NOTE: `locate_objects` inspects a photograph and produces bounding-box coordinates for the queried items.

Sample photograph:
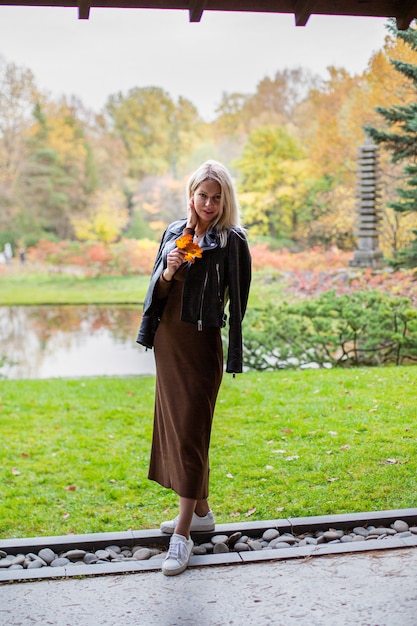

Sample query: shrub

[26,238,158,276]
[243,290,417,370]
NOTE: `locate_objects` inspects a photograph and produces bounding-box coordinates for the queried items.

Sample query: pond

[0,305,156,379]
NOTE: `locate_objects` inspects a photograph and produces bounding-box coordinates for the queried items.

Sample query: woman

[137,160,251,576]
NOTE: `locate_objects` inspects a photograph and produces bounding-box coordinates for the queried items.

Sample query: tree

[18,100,97,240]
[367,21,417,266]
[0,57,39,238]
[72,186,129,243]
[234,125,316,241]
[106,87,203,179]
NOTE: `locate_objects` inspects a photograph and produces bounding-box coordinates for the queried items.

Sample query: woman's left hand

[186,199,198,231]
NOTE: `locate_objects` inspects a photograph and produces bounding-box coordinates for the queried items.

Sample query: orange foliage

[175,234,203,263]
[27,238,158,277]
[250,243,352,272]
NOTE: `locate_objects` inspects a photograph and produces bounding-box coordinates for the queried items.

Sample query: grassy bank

[0,271,150,305]
[0,268,283,306]
[1,368,416,539]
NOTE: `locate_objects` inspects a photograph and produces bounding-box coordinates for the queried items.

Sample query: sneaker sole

[162,562,188,576]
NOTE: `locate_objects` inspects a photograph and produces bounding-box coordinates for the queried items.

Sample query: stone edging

[1,508,417,583]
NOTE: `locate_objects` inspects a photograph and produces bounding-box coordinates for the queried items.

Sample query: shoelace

[166,540,188,561]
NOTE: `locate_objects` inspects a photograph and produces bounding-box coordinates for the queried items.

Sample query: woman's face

[191,179,222,229]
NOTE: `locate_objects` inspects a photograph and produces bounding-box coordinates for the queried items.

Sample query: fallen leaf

[281,428,293,434]
[62,513,70,520]
[11,467,21,475]
[245,507,257,517]
[346,405,353,410]
[265,465,274,470]
[230,512,240,518]
[284,455,299,461]
[369,408,378,413]
[66,485,77,492]
[226,473,234,479]
[21,452,29,458]
[276,506,285,512]
[326,450,333,455]
[328,431,338,436]
[272,449,286,454]
[327,477,339,482]
[340,445,351,450]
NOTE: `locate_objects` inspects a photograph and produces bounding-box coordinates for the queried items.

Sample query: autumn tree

[16,100,97,240]
[106,87,203,180]
[234,125,316,241]
[367,21,417,266]
[0,57,39,245]
[72,186,129,242]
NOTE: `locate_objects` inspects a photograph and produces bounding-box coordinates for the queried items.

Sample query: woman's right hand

[164,247,186,281]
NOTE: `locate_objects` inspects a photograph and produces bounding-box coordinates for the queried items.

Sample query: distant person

[19,248,26,265]
[4,243,12,265]
[137,160,251,576]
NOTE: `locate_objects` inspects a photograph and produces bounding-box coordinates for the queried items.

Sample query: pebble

[227,532,242,548]
[0,518,415,574]
[133,548,151,561]
[38,548,56,564]
[211,535,229,545]
[248,540,263,551]
[233,542,250,552]
[213,542,229,554]
[262,529,279,541]
[51,557,70,567]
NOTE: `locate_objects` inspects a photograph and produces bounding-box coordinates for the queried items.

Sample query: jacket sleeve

[226,230,252,373]
[136,229,168,349]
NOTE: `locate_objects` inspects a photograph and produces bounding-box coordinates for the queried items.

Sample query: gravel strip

[1,519,416,573]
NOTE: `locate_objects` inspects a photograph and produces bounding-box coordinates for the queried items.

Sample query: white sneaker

[160,510,215,535]
[162,533,194,576]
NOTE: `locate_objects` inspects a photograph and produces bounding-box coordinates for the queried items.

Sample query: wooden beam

[78,0,90,19]
[396,0,417,30]
[294,0,313,26]
[189,0,207,22]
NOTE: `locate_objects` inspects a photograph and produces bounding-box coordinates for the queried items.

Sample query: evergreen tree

[367,20,417,267]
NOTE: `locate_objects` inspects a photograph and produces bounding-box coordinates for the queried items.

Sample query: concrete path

[1,547,416,626]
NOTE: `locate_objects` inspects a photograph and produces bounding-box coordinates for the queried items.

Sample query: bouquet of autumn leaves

[175,234,203,263]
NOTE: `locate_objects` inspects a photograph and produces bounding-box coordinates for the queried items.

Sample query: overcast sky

[0,7,389,120]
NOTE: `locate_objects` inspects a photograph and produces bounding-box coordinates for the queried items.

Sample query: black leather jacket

[136,219,251,373]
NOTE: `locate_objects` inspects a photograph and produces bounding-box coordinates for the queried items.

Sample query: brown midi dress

[148,268,223,500]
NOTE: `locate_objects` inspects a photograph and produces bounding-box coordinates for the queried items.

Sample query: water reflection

[0,305,155,379]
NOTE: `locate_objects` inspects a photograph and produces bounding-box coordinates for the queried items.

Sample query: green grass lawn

[0,268,284,306]
[0,270,150,305]
[1,367,416,540]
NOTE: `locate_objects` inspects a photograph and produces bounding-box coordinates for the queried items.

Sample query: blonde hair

[186,160,242,247]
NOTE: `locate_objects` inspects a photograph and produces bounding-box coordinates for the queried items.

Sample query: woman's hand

[163,247,186,281]
[186,198,198,231]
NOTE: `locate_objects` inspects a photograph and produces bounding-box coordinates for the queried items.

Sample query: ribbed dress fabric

[148,270,223,500]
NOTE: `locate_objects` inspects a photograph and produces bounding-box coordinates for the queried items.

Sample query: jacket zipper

[198,271,208,331]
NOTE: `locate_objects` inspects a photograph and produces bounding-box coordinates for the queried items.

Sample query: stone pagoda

[349,134,384,268]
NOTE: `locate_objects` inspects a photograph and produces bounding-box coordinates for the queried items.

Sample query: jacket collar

[167,219,219,251]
